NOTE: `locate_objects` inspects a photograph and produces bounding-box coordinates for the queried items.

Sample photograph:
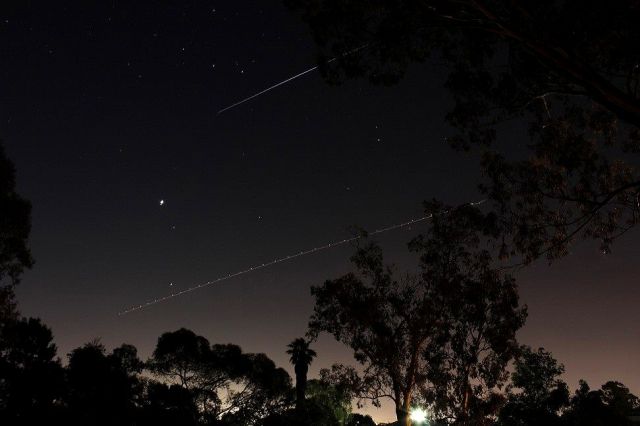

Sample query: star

[159,199,165,206]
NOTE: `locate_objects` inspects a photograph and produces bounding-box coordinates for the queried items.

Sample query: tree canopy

[497,346,569,426]
[286,0,640,262]
[148,328,292,424]
[309,204,527,425]
[0,142,33,327]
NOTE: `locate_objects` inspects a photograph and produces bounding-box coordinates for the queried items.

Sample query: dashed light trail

[118,200,485,316]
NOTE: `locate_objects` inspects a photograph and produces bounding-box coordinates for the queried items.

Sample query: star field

[1,1,639,422]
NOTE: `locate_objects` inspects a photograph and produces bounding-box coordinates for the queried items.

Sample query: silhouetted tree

[497,346,569,426]
[413,205,527,424]
[0,317,64,424]
[346,413,376,426]
[599,381,640,416]
[259,376,356,426]
[561,380,639,426]
[286,337,317,409]
[140,381,199,426]
[148,328,291,424]
[306,379,352,425]
[65,341,143,426]
[0,142,33,288]
[0,142,33,330]
[309,205,526,426]
[148,328,214,391]
[287,0,640,262]
[220,352,292,425]
[309,245,440,426]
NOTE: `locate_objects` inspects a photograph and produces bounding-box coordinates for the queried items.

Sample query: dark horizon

[2,1,639,423]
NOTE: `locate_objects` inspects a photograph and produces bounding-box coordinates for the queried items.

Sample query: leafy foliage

[148,328,291,424]
[497,346,569,426]
[65,341,143,426]
[562,380,640,426]
[287,0,640,261]
[0,142,33,331]
[0,142,33,288]
[0,317,64,424]
[309,204,526,424]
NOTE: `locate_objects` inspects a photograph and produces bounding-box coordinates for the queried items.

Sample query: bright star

[159,199,165,206]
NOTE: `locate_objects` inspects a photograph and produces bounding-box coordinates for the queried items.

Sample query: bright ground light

[410,407,428,423]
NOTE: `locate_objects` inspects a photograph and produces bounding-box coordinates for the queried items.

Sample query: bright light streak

[117,199,485,316]
[217,64,322,114]
[217,44,369,114]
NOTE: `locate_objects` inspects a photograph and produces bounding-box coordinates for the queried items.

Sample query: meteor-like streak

[217,62,328,114]
[117,199,485,315]
[217,44,368,114]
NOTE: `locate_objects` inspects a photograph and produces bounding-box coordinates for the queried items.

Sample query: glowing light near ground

[410,407,428,423]
[118,200,485,315]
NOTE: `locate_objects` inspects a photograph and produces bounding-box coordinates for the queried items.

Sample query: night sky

[2,1,638,422]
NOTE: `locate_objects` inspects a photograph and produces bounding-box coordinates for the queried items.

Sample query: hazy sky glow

[2,1,638,422]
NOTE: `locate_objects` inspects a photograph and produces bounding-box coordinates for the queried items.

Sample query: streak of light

[117,199,486,316]
[217,63,327,114]
[217,44,368,114]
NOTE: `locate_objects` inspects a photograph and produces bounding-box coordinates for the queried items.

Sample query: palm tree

[286,337,317,409]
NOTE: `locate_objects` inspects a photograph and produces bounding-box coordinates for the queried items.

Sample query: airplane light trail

[118,200,485,316]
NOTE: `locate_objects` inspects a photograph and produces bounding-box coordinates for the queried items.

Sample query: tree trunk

[294,365,308,410]
[395,393,412,426]
[395,405,409,426]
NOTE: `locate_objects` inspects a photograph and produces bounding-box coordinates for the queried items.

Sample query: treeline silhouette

[1,142,639,425]
[1,313,639,425]
[0,317,374,426]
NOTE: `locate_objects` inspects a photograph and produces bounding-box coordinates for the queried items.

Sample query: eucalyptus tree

[310,204,526,425]
[287,0,640,262]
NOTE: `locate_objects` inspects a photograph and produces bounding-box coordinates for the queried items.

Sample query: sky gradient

[1,1,638,422]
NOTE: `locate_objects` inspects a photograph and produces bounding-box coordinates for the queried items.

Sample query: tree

[220,352,292,425]
[0,141,33,328]
[412,204,527,425]
[148,328,292,424]
[0,317,64,424]
[600,381,640,416]
[65,341,144,426]
[308,243,441,426]
[497,346,569,426]
[286,337,317,409]
[346,413,376,426]
[148,328,216,391]
[309,204,526,426]
[306,379,352,425]
[286,0,640,262]
[140,382,199,426]
[562,380,639,426]
[0,142,33,287]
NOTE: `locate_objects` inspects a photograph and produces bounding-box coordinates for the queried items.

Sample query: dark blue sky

[1,1,638,422]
